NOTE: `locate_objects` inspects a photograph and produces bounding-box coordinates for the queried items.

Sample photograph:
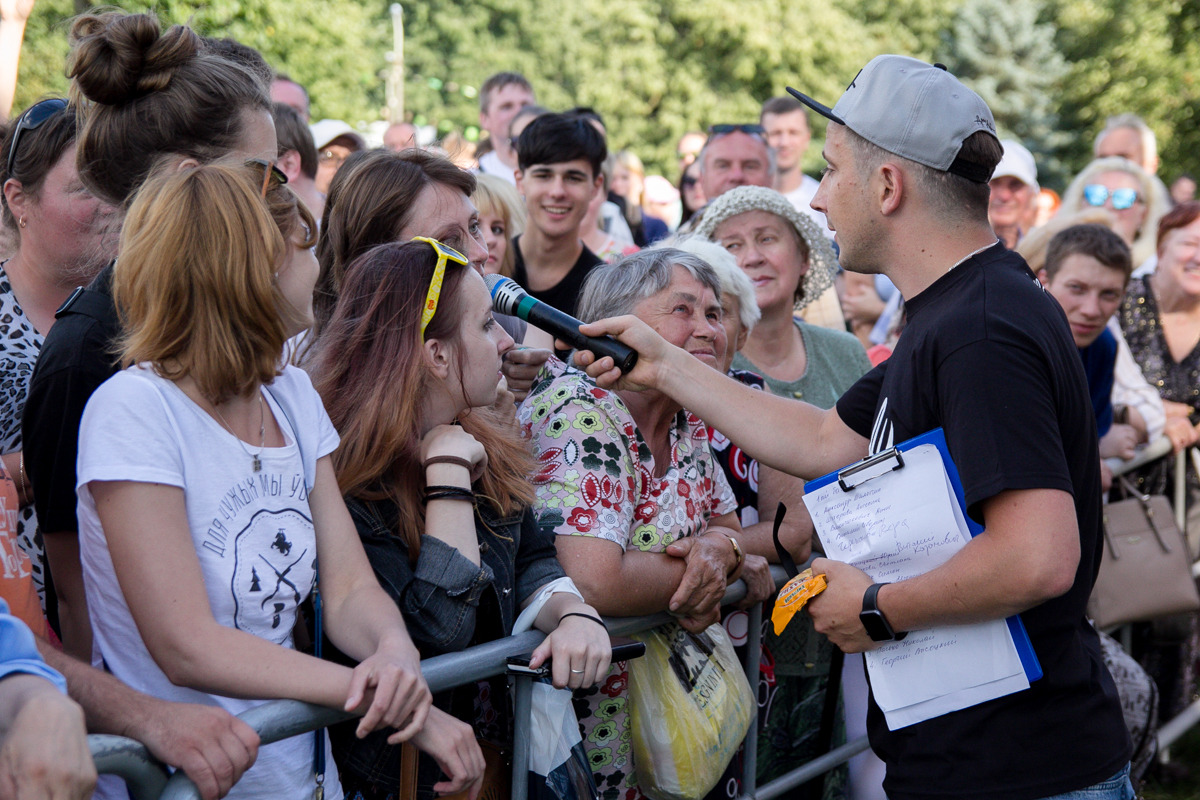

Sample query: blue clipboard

[805,428,1043,683]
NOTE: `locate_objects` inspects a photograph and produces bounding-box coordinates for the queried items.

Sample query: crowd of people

[2,7,1200,800]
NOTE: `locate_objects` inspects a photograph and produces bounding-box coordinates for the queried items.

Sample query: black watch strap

[860,582,907,642]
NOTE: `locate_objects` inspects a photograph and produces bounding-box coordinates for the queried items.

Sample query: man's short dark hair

[760,95,808,122]
[480,72,533,112]
[1044,224,1133,282]
[272,102,317,180]
[516,112,607,177]
[848,129,1001,220]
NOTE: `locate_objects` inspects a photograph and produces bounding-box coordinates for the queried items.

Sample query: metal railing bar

[88,734,170,800]
[745,736,871,800]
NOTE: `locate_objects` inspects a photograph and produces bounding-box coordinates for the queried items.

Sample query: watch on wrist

[860,583,907,642]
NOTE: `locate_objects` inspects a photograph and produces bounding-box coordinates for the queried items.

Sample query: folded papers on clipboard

[803,428,1041,730]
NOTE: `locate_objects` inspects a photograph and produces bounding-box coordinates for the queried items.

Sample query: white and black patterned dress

[0,260,47,608]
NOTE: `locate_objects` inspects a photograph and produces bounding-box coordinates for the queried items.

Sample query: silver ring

[570,668,585,673]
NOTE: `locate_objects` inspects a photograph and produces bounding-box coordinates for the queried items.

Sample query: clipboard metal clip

[838,447,905,492]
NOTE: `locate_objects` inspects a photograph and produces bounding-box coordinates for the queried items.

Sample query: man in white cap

[988,139,1039,248]
[575,55,1133,800]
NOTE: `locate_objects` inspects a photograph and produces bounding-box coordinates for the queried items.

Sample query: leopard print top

[0,260,47,607]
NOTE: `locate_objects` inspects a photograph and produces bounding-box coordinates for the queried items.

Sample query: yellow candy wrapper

[771,568,827,635]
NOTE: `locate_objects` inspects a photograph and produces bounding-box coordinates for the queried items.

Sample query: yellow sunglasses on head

[412,236,469,339]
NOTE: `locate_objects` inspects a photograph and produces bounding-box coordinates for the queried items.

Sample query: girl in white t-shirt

[76,161,466,800]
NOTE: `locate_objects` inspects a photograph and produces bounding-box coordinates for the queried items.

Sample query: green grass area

[1142,725,1200,800]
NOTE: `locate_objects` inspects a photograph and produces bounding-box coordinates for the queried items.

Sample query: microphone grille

[485,273,525,316]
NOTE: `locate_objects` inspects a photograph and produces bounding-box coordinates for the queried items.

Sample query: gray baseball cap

[788,55,998,183]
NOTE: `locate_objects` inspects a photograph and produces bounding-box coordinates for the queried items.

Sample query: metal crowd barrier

[88,567,871,800]
[89,437,1191,798]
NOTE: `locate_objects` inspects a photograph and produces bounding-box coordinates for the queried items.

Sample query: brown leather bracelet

[424,455,474,472]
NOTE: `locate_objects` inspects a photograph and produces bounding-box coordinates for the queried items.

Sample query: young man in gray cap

[576,55,1132,800]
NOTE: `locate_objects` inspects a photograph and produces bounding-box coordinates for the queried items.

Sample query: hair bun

[68,12,200,106]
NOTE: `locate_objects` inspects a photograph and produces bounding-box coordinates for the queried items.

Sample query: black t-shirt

[24,263,120,537]
[511,235,602,319]
[835,244,1130,800]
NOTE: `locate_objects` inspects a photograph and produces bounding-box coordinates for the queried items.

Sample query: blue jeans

[1037,764,1135,800]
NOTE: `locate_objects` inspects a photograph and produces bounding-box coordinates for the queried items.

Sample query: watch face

[860,609,893,642]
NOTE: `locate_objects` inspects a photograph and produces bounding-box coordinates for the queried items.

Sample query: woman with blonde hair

[611,150,669,246]
[1058,156,1168,268]
[76,162,445,800]
[471,173,525,277]
[308,240,610,800]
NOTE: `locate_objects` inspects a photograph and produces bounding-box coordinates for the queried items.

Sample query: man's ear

[424,336,453,380]
[1036,268,1050,288]
[735,324,750,353]
[276,150,302,183]
[877,162,904,217]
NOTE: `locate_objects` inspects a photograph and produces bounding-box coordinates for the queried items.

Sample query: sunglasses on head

[1083,184,1141,211]
[245,158,288,198]
[708,124,766,137]
[411,236,469,340]
[6,98,69,177]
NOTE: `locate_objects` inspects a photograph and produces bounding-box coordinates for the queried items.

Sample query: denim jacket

[330,495,565,791]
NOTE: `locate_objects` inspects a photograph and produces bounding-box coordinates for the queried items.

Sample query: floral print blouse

[517,362,737,799]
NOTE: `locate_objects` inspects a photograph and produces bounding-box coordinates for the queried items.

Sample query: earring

[18,218,26,228]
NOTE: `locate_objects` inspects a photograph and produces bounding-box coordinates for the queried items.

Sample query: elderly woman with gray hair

[518,247,772,799]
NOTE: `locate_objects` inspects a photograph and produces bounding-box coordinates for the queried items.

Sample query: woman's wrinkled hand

[501,348,551,403]
[664,534,736,632]
[735,555,776,610]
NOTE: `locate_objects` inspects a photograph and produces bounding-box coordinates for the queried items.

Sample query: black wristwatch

[860,583,907,642]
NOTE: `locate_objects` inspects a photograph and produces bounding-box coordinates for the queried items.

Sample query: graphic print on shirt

[869,396,895,455]
[200,472,316,646]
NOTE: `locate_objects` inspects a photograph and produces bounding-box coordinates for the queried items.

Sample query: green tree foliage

[12,0,387,123]
[1047,0,1200,187]
[10,0,1200,184]
[941,0,1070,186]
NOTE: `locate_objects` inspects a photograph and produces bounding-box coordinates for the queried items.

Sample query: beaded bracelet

[422,485,476,505]
[423,455,474,472]
[559,611,607,630]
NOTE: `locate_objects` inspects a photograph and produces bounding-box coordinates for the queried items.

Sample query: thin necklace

[947,239,999,273]
[211,392,266,472]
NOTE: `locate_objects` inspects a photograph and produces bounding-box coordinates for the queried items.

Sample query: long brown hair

[114,160,310,404]
[313,148,476,337]
[309,242,535,556]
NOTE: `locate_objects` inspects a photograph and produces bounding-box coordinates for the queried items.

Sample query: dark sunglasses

[6,98,69,177]
[681,175,698,188]
[1083,184,1141,211]
[246,158,288,198]
[707,123,766,137]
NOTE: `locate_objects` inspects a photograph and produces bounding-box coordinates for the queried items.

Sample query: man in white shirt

[761,95,831,237]
[476,72,536,184]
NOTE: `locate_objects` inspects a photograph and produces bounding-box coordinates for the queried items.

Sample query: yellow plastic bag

[628,621,754,800]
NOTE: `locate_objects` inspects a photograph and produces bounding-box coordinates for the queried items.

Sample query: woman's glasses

[412,236,468,340]
[1083,184,1141,211]
[707,124,766,136]
[6,98,69,176]
[246,158,288,198]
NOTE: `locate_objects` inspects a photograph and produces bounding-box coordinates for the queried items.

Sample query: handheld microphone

[485,274,638,374]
